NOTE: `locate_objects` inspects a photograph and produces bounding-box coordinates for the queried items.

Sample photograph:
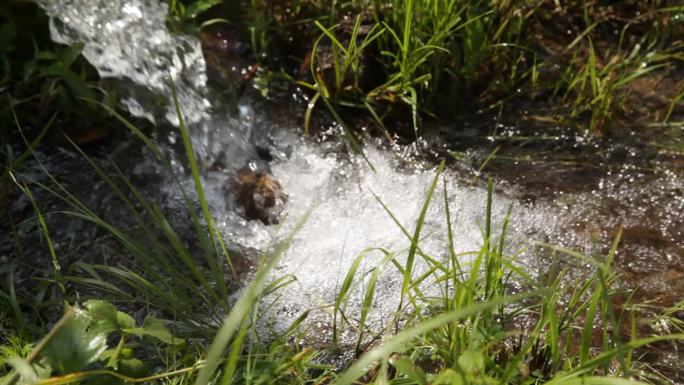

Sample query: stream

[17,0,684,375]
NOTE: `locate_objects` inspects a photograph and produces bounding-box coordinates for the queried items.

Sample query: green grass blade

[193,211,310,385]
[397,161,444,318]
[356,250,395,355]
[336,290,545,385]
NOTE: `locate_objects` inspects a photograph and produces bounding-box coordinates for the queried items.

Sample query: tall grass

[1,90,320,384]
[198,157,683,384]
[3,96,683,384]
[4,88,241,335]
[253,0,683,133]
[326,172,683,384]
[559,20,674,131]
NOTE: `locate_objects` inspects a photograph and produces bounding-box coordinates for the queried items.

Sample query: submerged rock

[233,169,287,225]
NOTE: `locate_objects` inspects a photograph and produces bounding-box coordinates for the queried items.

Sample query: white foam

[37,0,210,124]
[223,144,562,343]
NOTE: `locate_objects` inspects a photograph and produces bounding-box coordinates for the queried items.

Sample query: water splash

[33,0,566,342]
[33,0,684,370]
[37,0,210,125]
[217,142,566,344]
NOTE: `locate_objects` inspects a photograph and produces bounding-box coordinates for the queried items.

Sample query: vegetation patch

[0,0,683,384]
[194,0,684,136]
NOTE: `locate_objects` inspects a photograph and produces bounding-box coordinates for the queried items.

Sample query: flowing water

[29,0,684,374]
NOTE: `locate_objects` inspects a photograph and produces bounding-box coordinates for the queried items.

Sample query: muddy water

[23,0,684,377]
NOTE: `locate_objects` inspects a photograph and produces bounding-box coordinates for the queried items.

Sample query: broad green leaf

[35,50,57,60]
[101,347,134,361]
[185,0,220,19]
[125,316,184,346]
[41,307,109,373]
[60,69,97,103]
[116,311,135,329]
[120,348,133,358]
[117,357,146,377]
[41,63,67,77]
[84,299,119,333]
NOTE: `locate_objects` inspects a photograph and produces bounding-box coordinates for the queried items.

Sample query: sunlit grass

[247,0,683,134]
[2,96,683,384]
[1,1,683,383]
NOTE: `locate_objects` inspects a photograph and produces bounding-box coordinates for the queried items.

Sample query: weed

[2,100,683,383]
[1,2,683,380]
[232,0,684,134]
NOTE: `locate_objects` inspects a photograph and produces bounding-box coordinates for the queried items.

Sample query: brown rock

[234,169,287,225]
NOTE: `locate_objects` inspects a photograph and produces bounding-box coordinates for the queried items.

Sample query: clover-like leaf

[117,357,146,377]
